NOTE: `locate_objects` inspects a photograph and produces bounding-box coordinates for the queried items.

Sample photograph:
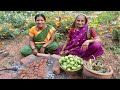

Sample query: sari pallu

[21,25,58,56]
[55,24,103,60]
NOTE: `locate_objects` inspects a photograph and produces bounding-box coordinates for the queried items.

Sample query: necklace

[36,24,47,31]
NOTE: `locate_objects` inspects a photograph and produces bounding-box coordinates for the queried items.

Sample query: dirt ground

[0,32,120,79]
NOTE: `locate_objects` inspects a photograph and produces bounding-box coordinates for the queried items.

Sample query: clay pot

[82,65,113,79]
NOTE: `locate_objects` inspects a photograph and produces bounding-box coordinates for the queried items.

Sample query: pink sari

[55,24,103,60]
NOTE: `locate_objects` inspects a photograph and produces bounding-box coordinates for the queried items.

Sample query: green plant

[107,43,120,55]
[112,26,120,42]
[26,21,35,29]
[11,15,26,28]
[0,18,3,24]
[0,23,20,39]
[46,17,56,27]
[54,31,67,43]
[0,12,27,28]
[92,11,119,25]
[59,18,73,34]
[20,29,29,36]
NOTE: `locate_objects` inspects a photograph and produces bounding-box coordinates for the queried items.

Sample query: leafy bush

[20,29,29,36]
[58,16,74,34]
[108,44,120,55]
[0,11,120,41]
[112,26,120,42]
[0,12,27,28]
[0,23,20,39]
[54,31,67,43]
[10,14,26,28]
[92,11,119,25]
[26,21,35,29]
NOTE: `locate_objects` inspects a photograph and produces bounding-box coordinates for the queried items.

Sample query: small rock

[20,54,37,66]
[0,52,9,57]
[52,61,61,75]
[0,49,6,54]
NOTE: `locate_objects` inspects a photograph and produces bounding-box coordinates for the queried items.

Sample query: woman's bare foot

[37,53,51,59]
[51,54,61,59]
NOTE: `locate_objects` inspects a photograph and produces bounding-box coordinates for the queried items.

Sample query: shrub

[0,23,20,39]
[112,26,120,42]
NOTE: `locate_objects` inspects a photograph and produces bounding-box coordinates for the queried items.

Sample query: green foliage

[107,44,120,55]
[9,14,26,28]
[54,31,67,43]
[59,17,73,34]
[92,11,119,25]
[20,29,29,36]
[26,21,35,29]
[0,23,20,39]
[0,11,120,42]
[112,26,120,42]
[46,17,56,27]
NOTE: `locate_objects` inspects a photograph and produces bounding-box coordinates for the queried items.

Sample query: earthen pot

[82,65,113,79]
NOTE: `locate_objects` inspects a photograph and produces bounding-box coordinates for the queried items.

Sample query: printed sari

[21,25,58,56]
[55,24,103,60]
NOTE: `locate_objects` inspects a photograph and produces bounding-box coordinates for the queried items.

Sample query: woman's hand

[81,40,90,51]
[40,47,45,53]
[60,51,65,56]
[33,49,38,56]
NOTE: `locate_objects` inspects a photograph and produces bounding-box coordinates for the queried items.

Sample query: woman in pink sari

[55,14,103,61]
[53,14,104,74]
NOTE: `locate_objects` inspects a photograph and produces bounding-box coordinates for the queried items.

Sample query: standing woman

[55,14,104,60]
[21,14,59,56]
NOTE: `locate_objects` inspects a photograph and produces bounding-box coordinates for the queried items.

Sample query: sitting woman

[55,14,104,60]
[21,14,59,56]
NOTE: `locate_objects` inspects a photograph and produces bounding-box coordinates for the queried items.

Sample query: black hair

[35,14,46,21]
[71,14,88,28]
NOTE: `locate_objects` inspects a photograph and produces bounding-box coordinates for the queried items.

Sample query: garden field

[0,11,120,79]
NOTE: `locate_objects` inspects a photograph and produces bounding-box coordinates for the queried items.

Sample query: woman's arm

[29,36,36,49]
[29,36,38,55]
[87,27,102,43]
[87,36,102,43]
[61,37,70,51]
[59,37,70,56]
[81,28,102,51]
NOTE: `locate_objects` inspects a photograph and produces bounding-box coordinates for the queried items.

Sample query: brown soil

[0,32,120,79]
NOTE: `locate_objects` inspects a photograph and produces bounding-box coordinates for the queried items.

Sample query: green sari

[21,25,59,56]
